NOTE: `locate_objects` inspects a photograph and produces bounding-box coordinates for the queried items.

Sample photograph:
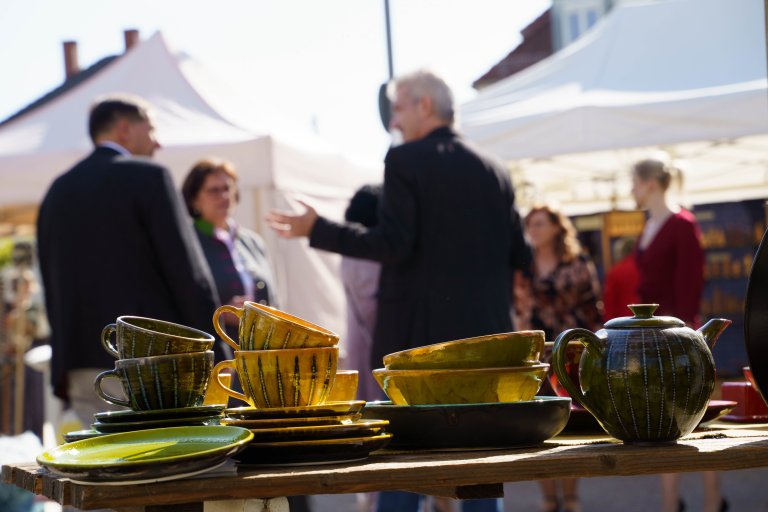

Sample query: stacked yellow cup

[210,302,340,408]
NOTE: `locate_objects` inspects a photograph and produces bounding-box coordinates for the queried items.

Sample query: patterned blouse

[514,253,603,341]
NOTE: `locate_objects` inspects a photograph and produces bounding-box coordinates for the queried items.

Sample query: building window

[586,9,599,29]
[569,12,581,42]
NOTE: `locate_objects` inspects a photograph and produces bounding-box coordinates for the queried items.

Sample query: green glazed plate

[94,405,225,423]
[63,429,104,443]
[248,419,389,442]
[92,415,221,433]
[224,401,365,420]
[38,426,253,482]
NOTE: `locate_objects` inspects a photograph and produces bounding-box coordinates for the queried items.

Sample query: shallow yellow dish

[372,364,549,405]
[382,331,544,370]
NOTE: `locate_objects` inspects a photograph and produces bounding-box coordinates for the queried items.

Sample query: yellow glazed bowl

[327,370,359,402]
[382,331,545,370]
[372,364,549,405]
[211,347,338,408]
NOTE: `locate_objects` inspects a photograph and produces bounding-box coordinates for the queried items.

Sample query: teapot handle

[552,328,601,413]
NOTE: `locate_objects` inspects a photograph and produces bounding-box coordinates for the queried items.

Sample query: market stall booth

[460,0,768,374]
[0,31,381,436]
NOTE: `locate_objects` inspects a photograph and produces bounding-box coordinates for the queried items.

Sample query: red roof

[473,8,553,90]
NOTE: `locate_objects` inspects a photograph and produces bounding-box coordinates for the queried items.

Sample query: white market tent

[461,0,768,214]
[0,31,382,341]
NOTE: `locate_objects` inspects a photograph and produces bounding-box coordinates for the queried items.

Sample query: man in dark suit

[268,69,529,369]
[37,96,220,426]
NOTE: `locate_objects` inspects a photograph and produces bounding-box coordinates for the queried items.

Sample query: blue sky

[0,0,549,163]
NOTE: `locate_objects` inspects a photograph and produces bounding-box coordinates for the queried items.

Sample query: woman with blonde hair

[631,158,724,512]
[514,204,602,512]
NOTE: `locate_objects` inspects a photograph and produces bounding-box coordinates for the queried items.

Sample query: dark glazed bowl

[360,396,570,449]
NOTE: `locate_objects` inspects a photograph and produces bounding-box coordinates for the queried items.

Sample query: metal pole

[384,0,394,79]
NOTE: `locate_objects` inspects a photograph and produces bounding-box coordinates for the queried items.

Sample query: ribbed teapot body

[580,327,715,443]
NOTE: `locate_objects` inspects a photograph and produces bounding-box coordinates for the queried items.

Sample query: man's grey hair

[387,70,455,125]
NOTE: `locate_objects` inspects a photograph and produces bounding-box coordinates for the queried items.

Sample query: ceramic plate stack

[367,331,571,449]
[207,302,393,465]
[39,426,253,484]
[221,400,392,466]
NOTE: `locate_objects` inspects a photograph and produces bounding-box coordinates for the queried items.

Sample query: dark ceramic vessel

[552,304,730,444]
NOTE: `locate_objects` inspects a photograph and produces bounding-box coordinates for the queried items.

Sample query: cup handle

[93,370,131,408]
[552,328,601,413]
[212,305,242,351]
[211,360,248,404]
[100,323,119,358]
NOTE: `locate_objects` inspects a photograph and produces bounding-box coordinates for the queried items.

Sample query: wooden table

[4,423,768,512]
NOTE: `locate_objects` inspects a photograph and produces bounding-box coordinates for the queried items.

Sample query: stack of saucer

[209,302,392,465]
[66,316,224,441]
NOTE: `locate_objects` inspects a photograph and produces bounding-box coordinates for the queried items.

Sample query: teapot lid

[604,304,685,329]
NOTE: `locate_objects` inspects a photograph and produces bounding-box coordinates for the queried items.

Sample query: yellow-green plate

[248,419,389,442]
[224,401,365,420]
[221,413,362,429]
[37,426,253,482]
[236,433,392,466]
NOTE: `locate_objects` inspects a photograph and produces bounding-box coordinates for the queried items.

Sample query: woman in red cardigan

[631,158,725,512]
[632,158,704,326]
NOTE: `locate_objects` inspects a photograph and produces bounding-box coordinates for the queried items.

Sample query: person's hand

[267,200,318,238]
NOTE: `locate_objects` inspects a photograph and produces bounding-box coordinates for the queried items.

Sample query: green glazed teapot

[552,304,731,443]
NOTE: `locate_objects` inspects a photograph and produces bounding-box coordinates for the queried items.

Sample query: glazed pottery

[212,301,338,351]
[94,351,214,410]
[372,364,548,405]
[327,370,359,402]
[224,400,365,420]
[552,304,730,443]
[235,433,392,466]
[743,366,757,388]
[544,341,586,406]
[38,426,252,483]
[383,331,544,370]
[360,397,571,449]
[101,316,214,359]
[211,347,338,408]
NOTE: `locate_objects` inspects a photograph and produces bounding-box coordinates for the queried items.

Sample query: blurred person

[340,183,383,403]
[37,96,221,429]
[601,237,640,321]
[181,158,278,347]
[340,183,382,512]
[514,204,603,512]
[182,159,310,512]
[630,158,722,512]
[268,69,529,512]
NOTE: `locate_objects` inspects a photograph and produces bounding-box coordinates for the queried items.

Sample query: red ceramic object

[721,381,768,422]
[545,341,585,408]
[744,366,757,388]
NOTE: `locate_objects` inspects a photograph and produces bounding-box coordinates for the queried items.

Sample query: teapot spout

[697,318,732,350]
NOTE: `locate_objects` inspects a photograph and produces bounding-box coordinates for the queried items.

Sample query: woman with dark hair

[181,158,278,347]
[514,204,602,512]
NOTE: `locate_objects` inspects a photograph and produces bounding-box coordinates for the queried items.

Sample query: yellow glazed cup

[327,370,359,402]
[203,372,232,406]
[212,301,339,351]
[211,347,338,408]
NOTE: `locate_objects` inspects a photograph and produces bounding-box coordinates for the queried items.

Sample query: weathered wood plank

[5,428,768,510]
